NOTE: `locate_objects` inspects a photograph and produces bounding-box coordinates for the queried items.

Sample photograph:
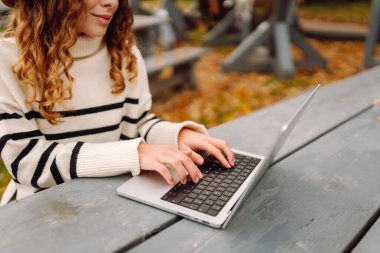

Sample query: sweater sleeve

[129,46,208,148]
[0,76,143,191]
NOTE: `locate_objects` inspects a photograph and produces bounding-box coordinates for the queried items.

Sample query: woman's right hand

[137,143,203,185]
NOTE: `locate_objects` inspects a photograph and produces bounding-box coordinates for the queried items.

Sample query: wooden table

[1,65,380,252]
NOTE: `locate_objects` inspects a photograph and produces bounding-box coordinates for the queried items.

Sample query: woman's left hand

[178,128,235,169]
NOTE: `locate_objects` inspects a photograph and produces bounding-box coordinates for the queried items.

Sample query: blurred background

[0,0,376,197]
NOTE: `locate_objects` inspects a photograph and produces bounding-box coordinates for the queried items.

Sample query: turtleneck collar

[69,35,105,59]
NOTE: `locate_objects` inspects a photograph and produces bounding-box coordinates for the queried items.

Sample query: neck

[69,35,105,59]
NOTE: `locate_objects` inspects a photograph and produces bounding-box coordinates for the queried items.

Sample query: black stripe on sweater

[144,120,166,141]
[122,110,148,124]
[45,124,120,140]
[41,110,150,140]
[70,142,84,179]
[0,113,23,121]
[139,115,157,126]
[31,142,59,188]
[0,130,43,154]
[50,158,64,185]
[10,139,39,181]
[22,97,140,120]
[120,134,139,140]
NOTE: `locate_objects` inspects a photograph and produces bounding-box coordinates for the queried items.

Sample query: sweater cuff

[76,138,144,178]
[147,121,208,148]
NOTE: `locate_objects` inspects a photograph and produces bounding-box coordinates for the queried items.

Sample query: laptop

[117,85,320,228]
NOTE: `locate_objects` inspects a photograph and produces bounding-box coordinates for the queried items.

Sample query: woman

[0,0,234,205]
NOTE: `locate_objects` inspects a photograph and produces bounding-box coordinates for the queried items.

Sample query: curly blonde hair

[3,0,137,124]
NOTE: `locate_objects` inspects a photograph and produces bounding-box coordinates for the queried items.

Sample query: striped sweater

[0,35,206,205]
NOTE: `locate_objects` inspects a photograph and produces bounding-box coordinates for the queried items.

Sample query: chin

[84,28,108,37]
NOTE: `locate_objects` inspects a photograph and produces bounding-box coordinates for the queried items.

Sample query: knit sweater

[0,35,207,205]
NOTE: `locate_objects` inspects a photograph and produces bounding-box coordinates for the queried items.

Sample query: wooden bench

[144,46,208,89]
[133,14,208,90]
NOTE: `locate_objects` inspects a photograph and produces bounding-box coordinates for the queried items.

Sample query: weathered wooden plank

[353,212,380,252]
[144,47,208,75]
[0,65,379,253]
[133,15,170,31]
[0,176,180,253]
[130,102,380,252]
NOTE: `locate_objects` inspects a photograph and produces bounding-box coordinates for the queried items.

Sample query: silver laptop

[117,85,320,228]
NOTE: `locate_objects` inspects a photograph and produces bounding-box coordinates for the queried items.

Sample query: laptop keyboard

[161,153,261,217]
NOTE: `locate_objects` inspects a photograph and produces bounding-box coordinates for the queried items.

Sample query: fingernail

[194,176,199,184]
[182,178,187,184]
[198,158,204,165]
[170,179,175,185]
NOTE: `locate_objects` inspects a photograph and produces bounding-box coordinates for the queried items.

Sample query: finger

[209,138,235,166]
[180,147,192,156]
[191,151,204,165]
[172,152,202,184]
[202,142,231,169]
[164,156,188,185]
[181,144,204,165]
[153,162,175,185]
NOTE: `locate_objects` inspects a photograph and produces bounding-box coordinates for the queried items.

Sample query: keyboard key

[207,209,219,216]
[220,183,229,188]
[213,191,222,196]
[206,186,216,192]
[180,202,200,210]
[231,183,240,188]
[208,174,217,178]
[219,195,229,202]
[193,199,203,205]
[196,185,206,190]
[204,199,215,206]
[223,179,233,184]
[200,181,209,187]
[237,176,245,181]
[183,197,193,204]
[216,186,226,192]
[204,177,213,182]
[227,187,237,193]
[188,193,198,199]
[202,190,212,196]
[216,200,226,206]
[198,204,211,213]
[193,189,202,195]
[170,193,186,204]
[214,178,223,184]
[223,191,233,197]
[211,205,222,211]
[208,195,218,201]
[241,172,249,177]
[210,182,219,188]
[198,194,207,200]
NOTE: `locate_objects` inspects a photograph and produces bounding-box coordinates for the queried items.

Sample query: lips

[92,14,113,25]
